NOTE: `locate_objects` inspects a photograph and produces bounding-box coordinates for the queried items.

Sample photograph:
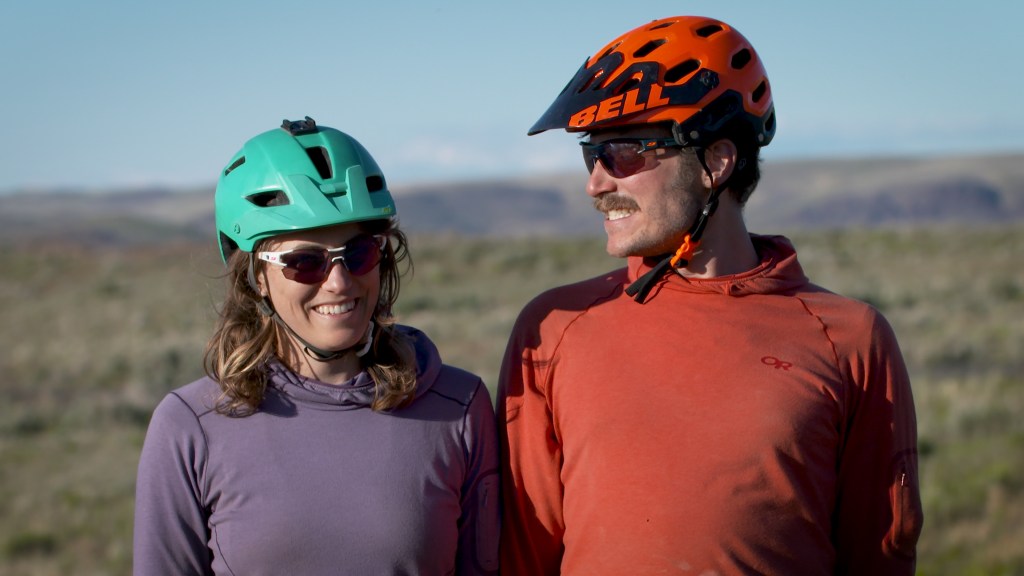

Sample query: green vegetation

[1,227,1021,575]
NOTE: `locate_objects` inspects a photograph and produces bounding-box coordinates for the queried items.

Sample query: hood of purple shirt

[265,325,441,410]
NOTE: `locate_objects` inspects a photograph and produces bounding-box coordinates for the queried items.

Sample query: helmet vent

[306,146,333,180]
[752,80,767,103]
[578,69,605,94]
[219,232,239,260]
[764,111,776,133]
[224,156,246,177]
[664,59,700,84]
[650,21,675,31]
[696,24,723,38]
[598,42,622,61]
[731,49,752,70]
[633,39,666,58]
[616,73,643,94]
[246,190,290,208]
[366,175,385,193]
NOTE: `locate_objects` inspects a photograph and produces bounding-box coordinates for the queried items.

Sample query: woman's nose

[320,258,354,290]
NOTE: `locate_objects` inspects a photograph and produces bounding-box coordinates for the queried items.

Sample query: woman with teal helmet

[133,117,500,575]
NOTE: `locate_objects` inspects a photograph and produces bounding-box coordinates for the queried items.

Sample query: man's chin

[604,239,630,259]
[605,236,661,259]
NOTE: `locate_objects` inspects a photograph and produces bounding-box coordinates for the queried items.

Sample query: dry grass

[0,226,1020,575]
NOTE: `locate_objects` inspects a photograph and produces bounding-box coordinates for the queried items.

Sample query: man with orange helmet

[498,15,923,575]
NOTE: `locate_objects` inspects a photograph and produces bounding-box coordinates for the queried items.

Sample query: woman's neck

[281,343,363,384]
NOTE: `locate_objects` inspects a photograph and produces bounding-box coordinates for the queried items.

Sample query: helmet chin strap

[625,146,722,304]
[248,256,375,363]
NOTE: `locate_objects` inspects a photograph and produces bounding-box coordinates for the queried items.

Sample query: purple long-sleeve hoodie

[133,326,500,575]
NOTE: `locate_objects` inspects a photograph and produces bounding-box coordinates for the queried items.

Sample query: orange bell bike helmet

[528,15,775,149]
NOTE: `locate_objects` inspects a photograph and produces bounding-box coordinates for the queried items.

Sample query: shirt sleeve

[498,308,566,576]
[455,379,501,575]
[133,393,214,576]
[833,309,924,575]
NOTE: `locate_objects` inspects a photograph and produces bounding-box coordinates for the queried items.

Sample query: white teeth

[606,209,635,221]
[315,302,355,315]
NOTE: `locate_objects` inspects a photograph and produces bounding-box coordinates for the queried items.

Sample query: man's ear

[700,138,738,189]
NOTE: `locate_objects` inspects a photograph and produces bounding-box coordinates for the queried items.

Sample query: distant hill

[749,154,1024,229]
[2,152,1022,245]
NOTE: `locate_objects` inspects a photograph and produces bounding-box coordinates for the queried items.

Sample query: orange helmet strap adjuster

[626,150,721,303]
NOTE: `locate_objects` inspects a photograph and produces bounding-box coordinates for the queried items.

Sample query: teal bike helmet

[215,116,396,263]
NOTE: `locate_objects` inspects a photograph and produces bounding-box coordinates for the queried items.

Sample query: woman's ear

[249,260,270,298]
[700,138,738,189]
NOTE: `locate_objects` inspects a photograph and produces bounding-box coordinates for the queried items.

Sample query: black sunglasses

[580,137,683,178]
[257,234,386,284]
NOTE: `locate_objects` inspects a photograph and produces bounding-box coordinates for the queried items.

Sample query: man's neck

[677,204,758,279]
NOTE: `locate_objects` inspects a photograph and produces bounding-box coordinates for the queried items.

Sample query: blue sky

[1,0,1020,191]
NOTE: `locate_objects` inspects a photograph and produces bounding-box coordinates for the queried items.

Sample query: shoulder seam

[793,295,844,379]
[793,295,849,431]
[541,277,622,394]
[426,378,485,466]
[168,390,213,509]
[427,385,474,408]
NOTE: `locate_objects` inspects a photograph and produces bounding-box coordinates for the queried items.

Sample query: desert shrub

[0,227,1020,575]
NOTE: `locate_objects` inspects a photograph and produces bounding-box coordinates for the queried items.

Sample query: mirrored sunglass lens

[280,250,329,283]
[582,142,646,177]
[601,142,646,177]
[582,148,597,173]
[343,237,382,276]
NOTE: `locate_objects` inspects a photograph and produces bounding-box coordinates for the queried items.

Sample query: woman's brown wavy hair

[203,219,417,415]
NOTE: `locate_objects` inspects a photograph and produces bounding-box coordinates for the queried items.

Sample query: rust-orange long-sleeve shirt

[498,235,922,575]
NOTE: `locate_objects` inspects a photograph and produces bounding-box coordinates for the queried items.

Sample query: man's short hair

[716,120,762,204]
